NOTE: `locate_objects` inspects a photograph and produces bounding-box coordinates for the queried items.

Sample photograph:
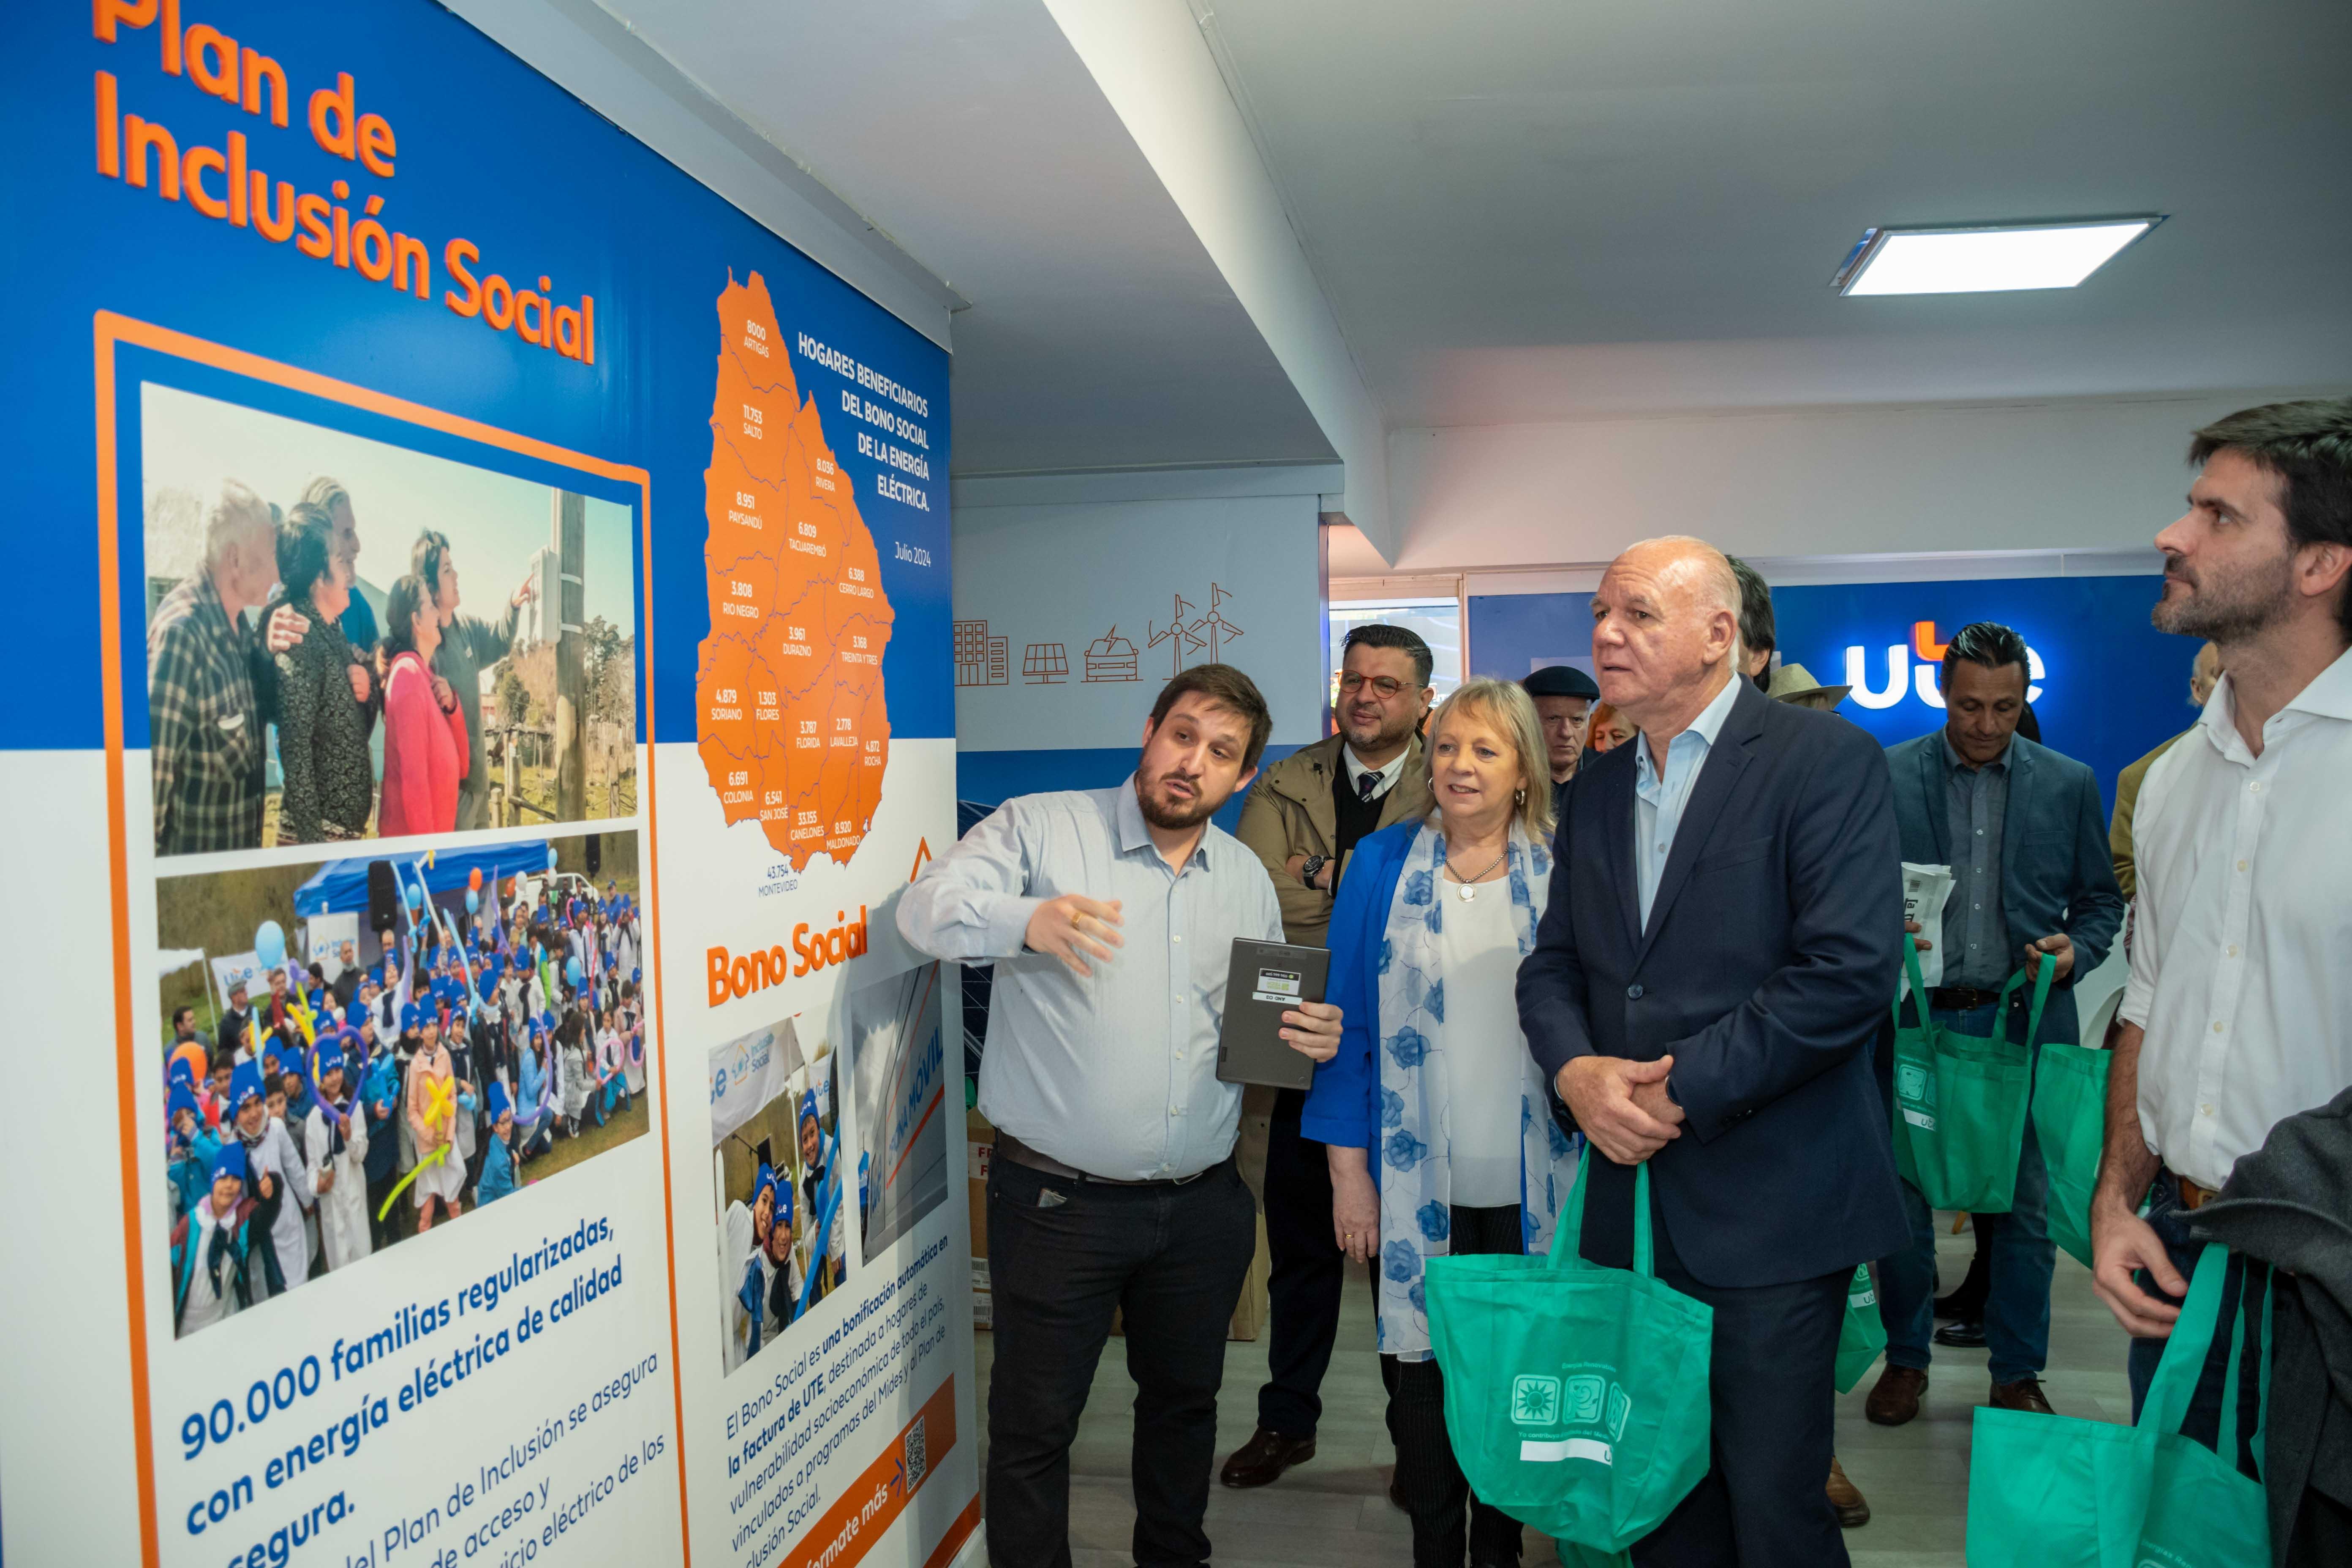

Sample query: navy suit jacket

[1881,732,2126,1049]
[1517,678,1909,1288]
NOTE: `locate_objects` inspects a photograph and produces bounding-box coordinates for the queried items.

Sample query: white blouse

[1438,880,1526,1209]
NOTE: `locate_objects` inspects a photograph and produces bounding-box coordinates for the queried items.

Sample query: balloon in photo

[465,889,479,913]
[253,920,286,972]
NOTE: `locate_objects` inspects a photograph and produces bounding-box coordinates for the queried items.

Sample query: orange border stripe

[640,407,696,1560]
[95,312,160,1568]
[920,1496,983,1568]
[95,313,644,482]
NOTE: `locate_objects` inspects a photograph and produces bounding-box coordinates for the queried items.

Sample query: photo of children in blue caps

[710,1017,849,1375]
[155,829,650,1338]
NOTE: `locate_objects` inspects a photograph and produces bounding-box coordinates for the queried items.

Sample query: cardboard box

[968,1107,994,1330]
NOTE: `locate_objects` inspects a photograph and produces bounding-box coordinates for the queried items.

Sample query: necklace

[1442,847,1508,901]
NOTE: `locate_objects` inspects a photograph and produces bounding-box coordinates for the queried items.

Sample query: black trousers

[1258,1090,1347,1437]
[1384,1203,1526,1568]
[1580,1169,1849,1568]
[986,1153,1257,1568]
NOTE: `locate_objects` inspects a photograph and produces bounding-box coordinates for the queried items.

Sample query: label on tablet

[1251,968,1304,1004]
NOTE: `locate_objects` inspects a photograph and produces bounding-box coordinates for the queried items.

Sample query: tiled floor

[971,1218,2134,1565]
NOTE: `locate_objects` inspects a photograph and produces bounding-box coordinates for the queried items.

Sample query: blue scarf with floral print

[1375,819,1579,1358]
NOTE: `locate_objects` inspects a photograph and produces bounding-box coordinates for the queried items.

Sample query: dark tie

[1358,773,1380,803]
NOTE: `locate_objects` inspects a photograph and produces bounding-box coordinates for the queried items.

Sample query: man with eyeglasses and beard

[899,664,1347,1568]
[1225,624,1435,1494]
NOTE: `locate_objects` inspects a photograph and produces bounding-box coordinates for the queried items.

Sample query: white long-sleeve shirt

[2121,649,2352,1192]
[248,1118,313,1292]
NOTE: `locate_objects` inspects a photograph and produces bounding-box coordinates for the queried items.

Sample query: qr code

[903,1416,928,1492]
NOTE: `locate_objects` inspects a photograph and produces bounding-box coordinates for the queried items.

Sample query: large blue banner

[1471,574,2199,809]
[4,6,977,1568]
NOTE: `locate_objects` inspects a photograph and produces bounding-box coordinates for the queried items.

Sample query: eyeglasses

[1338,673,1410,699]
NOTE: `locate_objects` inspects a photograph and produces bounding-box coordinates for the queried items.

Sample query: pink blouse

[378,651,468,838]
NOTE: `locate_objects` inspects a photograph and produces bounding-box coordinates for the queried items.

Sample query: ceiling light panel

[1835,218,2162,296]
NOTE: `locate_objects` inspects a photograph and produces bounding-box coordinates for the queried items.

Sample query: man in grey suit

[1866,621,2126,1427]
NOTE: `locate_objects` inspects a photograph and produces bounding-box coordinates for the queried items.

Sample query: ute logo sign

[1843,621,2046,711]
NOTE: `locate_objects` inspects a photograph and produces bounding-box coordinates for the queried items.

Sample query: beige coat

[1234,731,1433,949]
[2109,727,2191,902]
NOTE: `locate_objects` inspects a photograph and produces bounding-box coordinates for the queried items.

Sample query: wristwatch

[1299,855,1329,891]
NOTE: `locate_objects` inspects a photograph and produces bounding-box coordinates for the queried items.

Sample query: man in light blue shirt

[1633,669,1743,928]
[898,664,1342,1568]
[904,771,1281,1181]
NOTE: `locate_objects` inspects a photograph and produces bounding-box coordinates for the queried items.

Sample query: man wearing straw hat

[1765,664,1851,711]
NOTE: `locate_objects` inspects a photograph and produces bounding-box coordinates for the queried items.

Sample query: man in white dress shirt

[2090,399,2352,1416]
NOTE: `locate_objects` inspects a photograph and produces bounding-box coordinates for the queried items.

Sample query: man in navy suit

[1866,622,2125,1427]
[1518,535,1908,1568]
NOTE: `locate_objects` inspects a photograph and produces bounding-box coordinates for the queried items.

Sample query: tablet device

[1216,939,1331,1090]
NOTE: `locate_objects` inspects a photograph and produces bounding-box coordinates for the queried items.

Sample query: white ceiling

[490,0,2351,547]
[1197,0,2352,427]
[582,0,1338,475]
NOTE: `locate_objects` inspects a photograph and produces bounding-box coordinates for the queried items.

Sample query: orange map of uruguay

[697,271,894,869]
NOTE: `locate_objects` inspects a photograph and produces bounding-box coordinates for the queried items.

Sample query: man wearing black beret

[1524,663,1601,833]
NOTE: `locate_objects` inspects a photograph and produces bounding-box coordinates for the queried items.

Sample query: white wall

[950,467,1332,751]
[1383,386,2346,575]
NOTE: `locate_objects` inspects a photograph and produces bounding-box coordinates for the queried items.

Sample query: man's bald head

[1591,535,1742,736]
[2189,640,2224,708]
[1621,535,1742,622]
[203,480,278,618]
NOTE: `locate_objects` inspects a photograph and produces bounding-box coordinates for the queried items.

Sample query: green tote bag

[1833,1265,1887,1394]
[1966,1245,2271,1568]
[2031,1037,2111,1268]
[1426,1151,1714,1565]
[1889,944,2054,1213]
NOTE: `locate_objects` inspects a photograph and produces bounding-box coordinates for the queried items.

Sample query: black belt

[1928,985,2015,1012]
[994,1132,1223,1188]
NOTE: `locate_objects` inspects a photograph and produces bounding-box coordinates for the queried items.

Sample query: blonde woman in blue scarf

[1303,677,1580,1568]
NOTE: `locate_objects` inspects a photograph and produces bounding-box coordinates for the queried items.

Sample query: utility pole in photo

[554,490,587,821]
